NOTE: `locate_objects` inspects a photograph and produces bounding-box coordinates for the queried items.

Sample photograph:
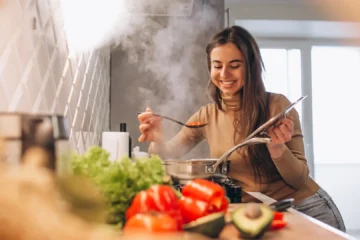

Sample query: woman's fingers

[281,117,294,133]
[268,116,295,142]
[138,108,163,143]
[138,134,147,142]
[268,124,292,144]
[138,112,153,123]
[274,128,285,142]
[139,123,152,133]
[279,124,292,141]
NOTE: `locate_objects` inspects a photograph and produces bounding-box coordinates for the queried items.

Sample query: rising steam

[59,0,222,143]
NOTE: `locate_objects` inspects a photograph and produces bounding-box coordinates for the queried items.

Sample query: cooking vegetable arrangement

[71,146,288,239]
[123,180,287,239]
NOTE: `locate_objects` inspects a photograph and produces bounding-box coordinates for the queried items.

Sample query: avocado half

[183,212,225,238]
[232,204,274,239]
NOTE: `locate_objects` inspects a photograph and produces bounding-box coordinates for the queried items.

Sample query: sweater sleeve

[270,95,310,189]
[148,107,206,159]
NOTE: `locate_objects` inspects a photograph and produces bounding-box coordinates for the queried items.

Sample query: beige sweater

[149,93,319,203]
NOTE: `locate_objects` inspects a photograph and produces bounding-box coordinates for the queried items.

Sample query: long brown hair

[206,26,281,184]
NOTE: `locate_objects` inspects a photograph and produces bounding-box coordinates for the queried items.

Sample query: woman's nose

[220,67,230,78]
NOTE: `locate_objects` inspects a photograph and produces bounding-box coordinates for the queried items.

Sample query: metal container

[0,112,70,174]
[163,137,272,183]
[163,158,230,184]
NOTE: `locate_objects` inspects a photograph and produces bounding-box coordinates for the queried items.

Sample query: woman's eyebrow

[211,59,242,63]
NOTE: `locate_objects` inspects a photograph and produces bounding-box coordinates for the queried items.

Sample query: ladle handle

[206,137,272,174]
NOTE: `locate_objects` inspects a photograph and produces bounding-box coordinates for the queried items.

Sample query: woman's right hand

[138,108,164,143]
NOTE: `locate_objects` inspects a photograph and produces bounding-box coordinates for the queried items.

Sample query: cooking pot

[163,158,230,184]
[0,112,70,174]
[163,137,271,183]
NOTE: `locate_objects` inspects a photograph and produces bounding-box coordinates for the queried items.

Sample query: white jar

[132,146,149,160]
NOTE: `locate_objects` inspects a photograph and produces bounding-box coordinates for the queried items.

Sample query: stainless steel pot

[163,137,271,183]
[163,158,230,184]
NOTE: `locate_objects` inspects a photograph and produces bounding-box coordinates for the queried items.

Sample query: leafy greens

[71,146,165,228]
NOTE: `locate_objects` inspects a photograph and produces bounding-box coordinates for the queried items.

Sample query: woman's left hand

[266,116,294,159]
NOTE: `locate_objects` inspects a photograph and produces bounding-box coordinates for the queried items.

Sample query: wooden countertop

[219,192,356,240]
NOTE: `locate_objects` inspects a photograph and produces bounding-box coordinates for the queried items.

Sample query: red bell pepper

[124,212,179,233]
[148,185,183,229]
[125,185,184,230]
[178,196,210,224]
[219,196,229,212]
[147,185,179,211]
[207,196,229,214]
[126,190,157,220]
[270,220,287,230]
[182,179,225,209]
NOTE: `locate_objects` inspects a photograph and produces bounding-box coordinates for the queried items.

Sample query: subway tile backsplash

[0,0,110,153]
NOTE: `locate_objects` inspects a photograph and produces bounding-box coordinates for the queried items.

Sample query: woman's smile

[220,80,237,87]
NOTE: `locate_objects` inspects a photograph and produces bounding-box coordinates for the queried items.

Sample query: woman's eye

[213,66,222,69]
[230,65,240,69]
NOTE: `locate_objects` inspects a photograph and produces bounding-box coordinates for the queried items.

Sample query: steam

[59,0,222,139]
[59,0,203,52]
[60,0,121,50]
[129,4,221,141]
[120,2,221,119]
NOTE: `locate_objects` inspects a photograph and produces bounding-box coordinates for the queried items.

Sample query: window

[260,48,303,120]
[258,42,360,233]
[311,46,360,164]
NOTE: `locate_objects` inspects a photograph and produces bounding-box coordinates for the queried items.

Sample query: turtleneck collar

[220,92,241,111]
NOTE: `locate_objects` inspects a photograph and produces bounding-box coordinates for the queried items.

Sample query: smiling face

[210,43,245,96]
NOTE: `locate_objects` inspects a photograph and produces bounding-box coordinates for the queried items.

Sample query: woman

[137,26,346,232]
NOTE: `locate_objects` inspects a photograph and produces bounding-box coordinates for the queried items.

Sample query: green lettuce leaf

[71,146,165,228]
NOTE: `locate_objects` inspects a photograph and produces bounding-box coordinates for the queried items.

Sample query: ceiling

[225,0,310,4]
[235,20,360,39]
[225,0,360,39]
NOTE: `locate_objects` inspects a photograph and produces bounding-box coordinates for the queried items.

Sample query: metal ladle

[205,137,272,174]
[205,95,307,174]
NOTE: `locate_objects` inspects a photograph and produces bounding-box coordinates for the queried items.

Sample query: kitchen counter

[219,192,355,240]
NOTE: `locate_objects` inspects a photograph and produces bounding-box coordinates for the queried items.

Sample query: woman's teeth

[221,80,235,85]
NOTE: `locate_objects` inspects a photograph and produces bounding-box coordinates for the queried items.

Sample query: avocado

[232,203,274,239]
[183,212,225,238]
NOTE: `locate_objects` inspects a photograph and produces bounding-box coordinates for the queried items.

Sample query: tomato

[123,212,179,233]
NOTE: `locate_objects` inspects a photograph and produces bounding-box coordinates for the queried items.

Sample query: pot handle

[205,137,272,174]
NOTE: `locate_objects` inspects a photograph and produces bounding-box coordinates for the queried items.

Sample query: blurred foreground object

[0,113,71,175]
[315,0,360,22]
[0,140,210,240]
[0,143,118,240]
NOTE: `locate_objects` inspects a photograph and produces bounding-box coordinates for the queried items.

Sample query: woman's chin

[221,89,237,96]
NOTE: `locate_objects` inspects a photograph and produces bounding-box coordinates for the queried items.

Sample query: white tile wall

[0,0,110,153]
